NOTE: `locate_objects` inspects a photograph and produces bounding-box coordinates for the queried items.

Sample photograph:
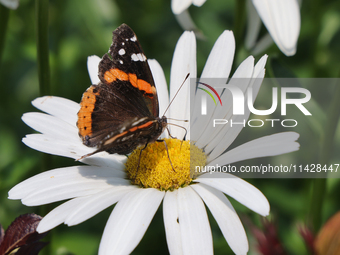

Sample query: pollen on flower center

[125,138,207,190]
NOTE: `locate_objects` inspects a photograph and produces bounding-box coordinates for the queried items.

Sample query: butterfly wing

[77,24,161,154]
[99,23,159,117]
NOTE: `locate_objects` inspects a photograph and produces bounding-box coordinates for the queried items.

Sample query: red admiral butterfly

[77,24,167,159]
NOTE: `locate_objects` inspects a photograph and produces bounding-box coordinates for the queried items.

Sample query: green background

[1,0,340,254]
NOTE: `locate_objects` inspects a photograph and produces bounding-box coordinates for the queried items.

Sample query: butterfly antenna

[167,117,189,122]
[162,73,190,116]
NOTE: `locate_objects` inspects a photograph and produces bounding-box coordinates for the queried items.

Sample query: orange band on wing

[103,121,154,146]
[103,70,116,83]
[104,68,128,83]
[111,68,129,80]
[77,86,100,138]
[136,79,155,95]
[128,73,138,87]
[128,121,154,132]
[104,68,155,97]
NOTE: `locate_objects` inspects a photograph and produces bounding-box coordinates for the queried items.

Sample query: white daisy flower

[245,0,301,56]
[0,0,19,9]
[9,30,299,255]
[172,0,301,56]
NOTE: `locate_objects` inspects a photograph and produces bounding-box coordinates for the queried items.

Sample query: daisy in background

[172,0,301,56]
[0,0,19,9]
[9,29,299,255]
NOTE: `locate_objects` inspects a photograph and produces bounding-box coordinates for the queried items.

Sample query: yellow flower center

[125,138,207,190]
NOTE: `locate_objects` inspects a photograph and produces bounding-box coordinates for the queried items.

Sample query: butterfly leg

[165,125,187,150]
[156,139,176,172]
[166,127,177,139]
[131,142,149,182]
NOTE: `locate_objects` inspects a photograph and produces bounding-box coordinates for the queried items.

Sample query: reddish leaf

[248,218,287,255]
[315,211,340,255]
[15,241,48,255]
[298,225,315,254]
[0,225,4,246]
[0,214,49,255]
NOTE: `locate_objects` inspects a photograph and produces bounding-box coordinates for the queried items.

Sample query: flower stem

[35,1,52,253]
[0,5,10,69]
[35,0,50,96]
[35,0,52,176]
[309,82,340,231]
[233,0,246,49]
[310,0,323,76]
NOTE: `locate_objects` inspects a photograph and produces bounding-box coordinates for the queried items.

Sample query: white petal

[253,54,268,78]
[8,166,128,205]
[192,0,206,7]
[22,134,126,168]
[205,76,263,161]
[169,31,196,140]
[37,196,90,233]
[81,152,127,168]
[31,96,80,126]
[148,59,169,118]
[178,187,213,255]
[194,56,254,147]
[252,0,300,56]
[148,59,169,139]
[208,56,254,141]
[27,96,126,167]
[22,112,79,142]
[192,184,248,255]
[38,186,136,233]
[230,56,255,79]
[0,0,19,9]
[65,186,137,226]
[22,134,94,160]
[201,30,235,79]
[195,172,270,216]
[163,190,183,255]
[245,0,262,49]
[206,56,267,161]
[209,132,300,166]
[99,188,164,255]
[192,30,235,134]
[87,55,101,84]
[172,0,193,14]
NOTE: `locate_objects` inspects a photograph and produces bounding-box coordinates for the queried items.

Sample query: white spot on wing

[131,53,147,62]
[121,135,134,142]
[130,35,137,42]
[118,48,125,55]
[119,60,123,64]
[132,117,148,126]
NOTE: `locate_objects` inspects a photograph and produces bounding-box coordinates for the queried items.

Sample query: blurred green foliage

[1,0,340,254]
